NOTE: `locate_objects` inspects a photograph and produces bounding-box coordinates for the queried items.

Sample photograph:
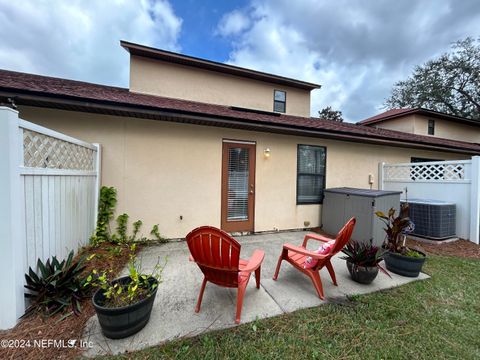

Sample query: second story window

[428,119,435,135]
[274,90,286,113]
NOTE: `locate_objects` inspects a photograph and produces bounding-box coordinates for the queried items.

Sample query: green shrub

[24,250,89,317]
[107,246,123,257]
[111,213,129,244]
[150,224,168,243]
[90,186,167,246]
[90,186,117,246]
[131,220,143,242]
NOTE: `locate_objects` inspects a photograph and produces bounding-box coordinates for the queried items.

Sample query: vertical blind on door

[227,147,250,221]
[297,145,326,204]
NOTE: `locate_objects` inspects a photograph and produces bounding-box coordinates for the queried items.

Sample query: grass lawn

[98,255,480,360]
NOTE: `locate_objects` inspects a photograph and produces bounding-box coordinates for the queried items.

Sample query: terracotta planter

[92,276,158,339]
[346,260,379,284]
[384,251,426,277]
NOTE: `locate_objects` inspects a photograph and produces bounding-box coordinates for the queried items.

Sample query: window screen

[297,145,326,204]
[274,90,286,113]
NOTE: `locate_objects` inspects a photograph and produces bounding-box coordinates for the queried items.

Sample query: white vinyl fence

[379,157,480,244]
[0,107,101,329]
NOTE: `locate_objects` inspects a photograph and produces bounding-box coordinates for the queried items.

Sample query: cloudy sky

[1,0,479,122]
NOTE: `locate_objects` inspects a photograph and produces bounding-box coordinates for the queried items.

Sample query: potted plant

[341,240,390,284]
[85,245,164,339]
[375,203,426,277]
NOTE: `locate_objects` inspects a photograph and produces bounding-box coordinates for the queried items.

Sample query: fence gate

[0,107,101,329]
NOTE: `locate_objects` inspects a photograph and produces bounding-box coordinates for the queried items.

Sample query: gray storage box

[322,187,402,246]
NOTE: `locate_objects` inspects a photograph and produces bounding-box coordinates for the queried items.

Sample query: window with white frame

[274,90,286,113]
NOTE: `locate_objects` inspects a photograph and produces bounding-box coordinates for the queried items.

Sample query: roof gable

[121,40,321,91]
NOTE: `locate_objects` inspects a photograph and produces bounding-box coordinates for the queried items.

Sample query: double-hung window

[274,90,286,113]
[428,119,435,135]
[297,145,326,204]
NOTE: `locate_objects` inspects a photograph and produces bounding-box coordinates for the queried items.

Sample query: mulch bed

[0,242,139,360]
[312,226,480,259]
[407,238,480,259]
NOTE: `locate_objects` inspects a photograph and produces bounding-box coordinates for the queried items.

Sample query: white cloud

[216,10,251,37]
[0,0,182,86]
[218,0,480,121]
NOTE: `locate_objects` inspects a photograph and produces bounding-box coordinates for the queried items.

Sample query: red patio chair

[273,218,356,299]
[186,226,265,324]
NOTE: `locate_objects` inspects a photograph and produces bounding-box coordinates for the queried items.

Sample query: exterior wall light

[264,148,271,158]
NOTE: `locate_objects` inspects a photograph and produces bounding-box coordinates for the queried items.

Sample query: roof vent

[229,106,281,117]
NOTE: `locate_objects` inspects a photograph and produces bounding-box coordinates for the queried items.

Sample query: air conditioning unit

[401,199,456,240]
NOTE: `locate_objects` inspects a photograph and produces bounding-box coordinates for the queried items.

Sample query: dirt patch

[0,242,138,360]
[407,238,480,259]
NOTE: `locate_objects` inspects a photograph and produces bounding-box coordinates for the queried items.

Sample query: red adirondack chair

[186,226,265,324]
[273,218,356,300]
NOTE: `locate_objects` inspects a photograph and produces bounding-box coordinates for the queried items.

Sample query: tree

[318,106,344,122]
[385,37,480,119]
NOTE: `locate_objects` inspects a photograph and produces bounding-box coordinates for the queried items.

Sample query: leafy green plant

[24,250,90,317]
[85,245,165,308]
[405,249,425,258]
[341,240,390,277]
[107,246,123,257]
[130,220,143,242]
[150,224,167,243]
[111,213,129,244]
[90,186,117,246]
[90,186,168,246]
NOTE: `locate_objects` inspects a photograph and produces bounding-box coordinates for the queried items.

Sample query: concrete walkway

[83,231,429,356]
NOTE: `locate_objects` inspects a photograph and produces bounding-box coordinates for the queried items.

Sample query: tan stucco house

[358,108,480,145]
[1,41,480,239]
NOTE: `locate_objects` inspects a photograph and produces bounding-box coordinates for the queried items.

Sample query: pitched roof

[121,40,321,91]
[0,69,479,154]
[358,107,480,127]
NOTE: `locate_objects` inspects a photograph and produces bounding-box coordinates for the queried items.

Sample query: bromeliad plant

[84,244,165,308]
[24,250,89,317]
[341,240,390,277]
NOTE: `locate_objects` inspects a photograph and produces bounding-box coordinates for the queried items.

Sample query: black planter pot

[92,276,158,339]
[346,261,379,284]
[384,251,426,277]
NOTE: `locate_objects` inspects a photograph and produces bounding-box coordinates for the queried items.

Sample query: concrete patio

[83,231,429,357]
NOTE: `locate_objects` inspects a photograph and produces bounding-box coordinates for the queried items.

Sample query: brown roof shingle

[358,108,416,125]
[0,69,479,154]
[358,108,480,127]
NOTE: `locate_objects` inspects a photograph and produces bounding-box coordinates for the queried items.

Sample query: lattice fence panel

[384,162,466,181]
[23,129,95,170]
